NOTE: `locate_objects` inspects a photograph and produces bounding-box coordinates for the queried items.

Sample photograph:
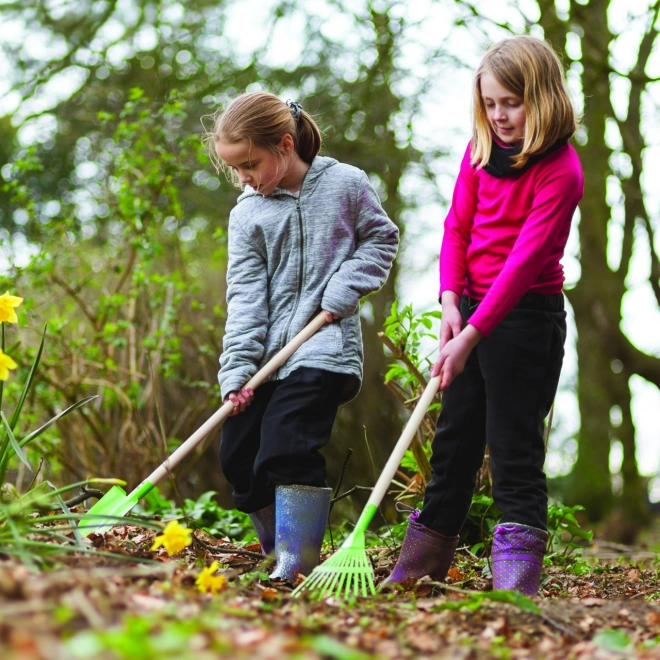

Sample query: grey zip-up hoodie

[218,156,399,403]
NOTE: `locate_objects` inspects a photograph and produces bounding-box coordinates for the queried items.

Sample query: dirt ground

[1,524,659,660]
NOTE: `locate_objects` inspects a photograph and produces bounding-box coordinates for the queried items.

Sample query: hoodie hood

[236,155,338,204]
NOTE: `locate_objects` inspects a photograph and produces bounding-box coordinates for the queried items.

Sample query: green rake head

[293,503,380,599]
[292,544,376,599]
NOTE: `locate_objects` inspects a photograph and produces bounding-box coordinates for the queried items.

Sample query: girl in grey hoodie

[210,91,399,581]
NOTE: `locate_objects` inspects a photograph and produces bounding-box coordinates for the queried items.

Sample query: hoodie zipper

[277,196,305,379]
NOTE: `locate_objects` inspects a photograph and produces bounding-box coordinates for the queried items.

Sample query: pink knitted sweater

[439,141,584,336]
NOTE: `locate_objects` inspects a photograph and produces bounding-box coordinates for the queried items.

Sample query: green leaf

[9,324,47,431]
[19,396,98,447]
[309,635,371,660]
[593,629,632,651]
[567,560,592,576]
[0,411,32,472]
[482,590,541,614]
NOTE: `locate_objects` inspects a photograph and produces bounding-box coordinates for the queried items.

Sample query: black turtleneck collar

[483,136,569,178]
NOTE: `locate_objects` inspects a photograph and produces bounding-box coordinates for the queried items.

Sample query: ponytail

[208,92,322,172]
[293,111,322,164]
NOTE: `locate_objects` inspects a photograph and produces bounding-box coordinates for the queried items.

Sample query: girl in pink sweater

[385,35,584,595]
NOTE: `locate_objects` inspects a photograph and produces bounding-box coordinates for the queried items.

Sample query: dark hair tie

[286,99,303,121]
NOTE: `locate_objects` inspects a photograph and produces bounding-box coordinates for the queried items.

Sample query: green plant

[462,493,502,557]
[0,292,153,564]
[433,588,540,615]
[378,303,442,497]
[2,89,228,492]
[139,487,253,542]
[546,500,593,564]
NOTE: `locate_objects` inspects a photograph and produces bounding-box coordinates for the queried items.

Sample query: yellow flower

[150,519,192,555]
[0,292,23,324]
[0,349,18,381]
[195,561,227,594]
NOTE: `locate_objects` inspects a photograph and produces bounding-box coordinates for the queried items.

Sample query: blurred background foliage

[1,0,660,543]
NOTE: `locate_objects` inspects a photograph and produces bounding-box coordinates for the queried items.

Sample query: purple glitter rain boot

[248,502,275,555]
[491,523,548,596]
[382,510,460,588]
[269,485,332,581]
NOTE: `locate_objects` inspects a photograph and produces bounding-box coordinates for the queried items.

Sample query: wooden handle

[367,376,441,507]
[141,312,328,488]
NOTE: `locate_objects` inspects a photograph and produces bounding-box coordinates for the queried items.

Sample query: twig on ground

[64,487,105,508]
[193,530,266,560]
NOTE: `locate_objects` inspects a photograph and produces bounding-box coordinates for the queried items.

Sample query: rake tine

[326,571,341,597]
[316,570,336,597]
[367,569,376,595]
[336,569,349,597]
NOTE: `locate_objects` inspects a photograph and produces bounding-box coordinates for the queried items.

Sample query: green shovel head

[78,483,146,536]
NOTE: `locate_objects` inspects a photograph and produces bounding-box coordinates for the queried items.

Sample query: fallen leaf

[446,566,465,583]
[415,599,437,611]
[646,612,660,627]
[409,632,441,652]
[578,615,595,632]
[235,629,268,646]
[131,593,166,611]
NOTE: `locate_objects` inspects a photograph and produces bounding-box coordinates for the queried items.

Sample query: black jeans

[219,367,347,513]
[418,292,567,534]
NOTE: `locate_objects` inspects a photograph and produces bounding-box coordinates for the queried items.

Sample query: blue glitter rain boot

[269,485,332,581]
[248,502,275,555]
[491,523,548,596]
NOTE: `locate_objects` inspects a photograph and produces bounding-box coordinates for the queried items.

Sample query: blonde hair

[471,35,578,169]
[207,92,322,184]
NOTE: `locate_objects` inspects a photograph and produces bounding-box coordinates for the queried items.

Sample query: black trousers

[219,367,347,513]
[418,292,567,534]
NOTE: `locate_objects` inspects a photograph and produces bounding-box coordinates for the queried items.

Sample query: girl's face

[216,139,287,195]
[480,71,526,145]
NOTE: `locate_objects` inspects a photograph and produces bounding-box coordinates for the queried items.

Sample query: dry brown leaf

[260,587,279,601]
[447,566,465,583]
[645,612,660,627]
[130,593,167,611]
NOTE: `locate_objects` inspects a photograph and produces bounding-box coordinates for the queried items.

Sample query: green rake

[293,374,441,599]
[78,312,328,536]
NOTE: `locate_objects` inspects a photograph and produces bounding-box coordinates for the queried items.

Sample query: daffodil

[150,519,192,555]
[0,292,23,324]
[195,561,226,594]
[0,349,18,381]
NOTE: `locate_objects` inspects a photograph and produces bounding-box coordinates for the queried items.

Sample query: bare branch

[614,1,660,303]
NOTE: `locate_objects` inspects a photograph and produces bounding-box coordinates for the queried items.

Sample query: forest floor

[1,521,660,660]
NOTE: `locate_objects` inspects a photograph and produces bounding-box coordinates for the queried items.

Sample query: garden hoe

[293,374,441,599]
[78,312,328,536]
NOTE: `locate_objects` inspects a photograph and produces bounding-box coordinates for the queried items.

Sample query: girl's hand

[225,387,254,416]
[439,304,463,352]
[438,291,462,351]
[324,310,340,322]
[432,291,463,377]
[432,324,483,389]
